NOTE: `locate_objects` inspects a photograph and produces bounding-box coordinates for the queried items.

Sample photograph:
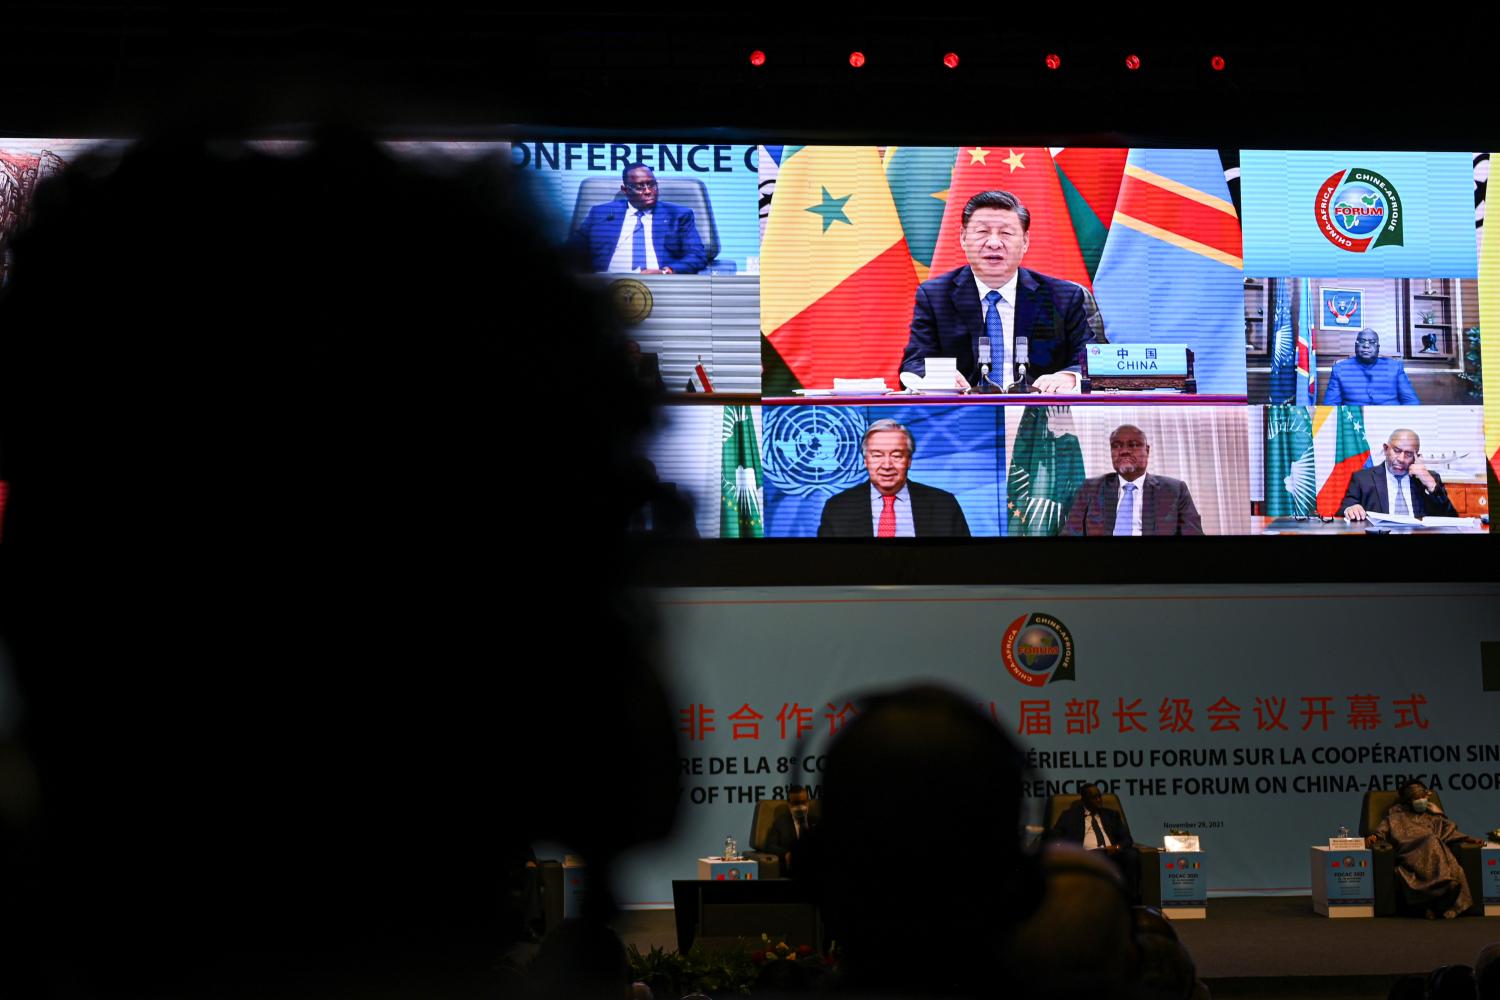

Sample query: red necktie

[877,494,896,537]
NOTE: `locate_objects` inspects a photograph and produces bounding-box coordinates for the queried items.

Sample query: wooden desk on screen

[1252,516,1487,535]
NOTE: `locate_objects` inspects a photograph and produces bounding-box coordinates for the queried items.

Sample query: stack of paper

[831,377,890,394]
[897,357,967,393]
[1365,512,1481,529]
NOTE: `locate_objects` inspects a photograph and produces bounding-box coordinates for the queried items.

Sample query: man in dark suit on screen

[1341,427,1458,521]
[1047,783,1142,903]
[567,163,707,274]
[898,190,1102,392]
[817,419,970,537]
[1062,424,1203,536]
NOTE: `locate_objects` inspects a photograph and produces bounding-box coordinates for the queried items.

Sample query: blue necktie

[631,210,647,271]
[984,290,1003,379]
[1115,482,1136,536]
[1393,474,1410,516]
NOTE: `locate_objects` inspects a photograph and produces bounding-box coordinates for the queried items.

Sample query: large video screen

[2,139,1494,539]
[662,144,1491,539]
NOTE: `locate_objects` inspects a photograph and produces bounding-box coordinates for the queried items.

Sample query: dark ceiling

[2,10,1487,146]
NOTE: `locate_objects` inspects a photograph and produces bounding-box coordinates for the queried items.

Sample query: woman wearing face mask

[1366,779,1488,918]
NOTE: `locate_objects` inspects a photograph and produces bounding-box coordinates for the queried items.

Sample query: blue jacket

[567,199,707,274]
[1322,356,1420,405]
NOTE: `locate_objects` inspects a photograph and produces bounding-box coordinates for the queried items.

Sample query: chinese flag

[928,146,1092,289]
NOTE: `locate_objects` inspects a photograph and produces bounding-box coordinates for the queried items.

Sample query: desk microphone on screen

[975,336,1004,394]
[1009,334,1037,393]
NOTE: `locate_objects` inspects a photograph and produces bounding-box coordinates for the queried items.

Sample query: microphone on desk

[1009,335,1036,393]
[975,336,1003,394]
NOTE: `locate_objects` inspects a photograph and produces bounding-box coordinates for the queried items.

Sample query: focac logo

[1001,613,1076,687]
[763,406,870,498]
[1315,168,1403,253]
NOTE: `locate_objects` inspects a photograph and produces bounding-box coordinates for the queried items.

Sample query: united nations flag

[763,404,1007,536]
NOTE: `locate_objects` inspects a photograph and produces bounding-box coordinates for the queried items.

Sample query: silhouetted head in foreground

[1007,844,1137,1000]
[811,684,1039,995]
[0,131,677,997]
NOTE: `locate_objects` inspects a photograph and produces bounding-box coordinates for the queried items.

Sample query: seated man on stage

[1365,779,1486,919]
[761,785,816,877]
[1046,783,1143,903]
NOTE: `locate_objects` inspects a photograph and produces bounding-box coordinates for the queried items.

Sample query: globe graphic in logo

[763,406,870,497]
[1330,182,1386,239]
[1013,624,1063,673]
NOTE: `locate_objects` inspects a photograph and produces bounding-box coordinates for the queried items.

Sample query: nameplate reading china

[1081,344,1196,394]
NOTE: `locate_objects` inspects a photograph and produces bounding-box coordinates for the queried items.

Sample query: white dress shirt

[606,207,660,272]
[971,271,1018,385]
[970,270,1078,390]
[1082,808,1114,850]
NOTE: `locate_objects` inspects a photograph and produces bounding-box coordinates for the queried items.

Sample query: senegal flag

[761,146,920,393]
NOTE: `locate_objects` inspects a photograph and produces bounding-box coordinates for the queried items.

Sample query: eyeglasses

[625,180,658,191]
[965,226,1023,240]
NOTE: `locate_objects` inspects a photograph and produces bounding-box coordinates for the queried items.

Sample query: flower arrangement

[627,934,838,995]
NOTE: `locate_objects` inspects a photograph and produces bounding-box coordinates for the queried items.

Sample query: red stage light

[1125,54,1141,70]
[749,50,766,67]
[1211,55,1226,71]
[849,51,865,68]
[943,52,959,69]
[1045,53,1061,70]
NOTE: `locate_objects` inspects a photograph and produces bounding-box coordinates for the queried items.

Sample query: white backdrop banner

[612,582,1500,906]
